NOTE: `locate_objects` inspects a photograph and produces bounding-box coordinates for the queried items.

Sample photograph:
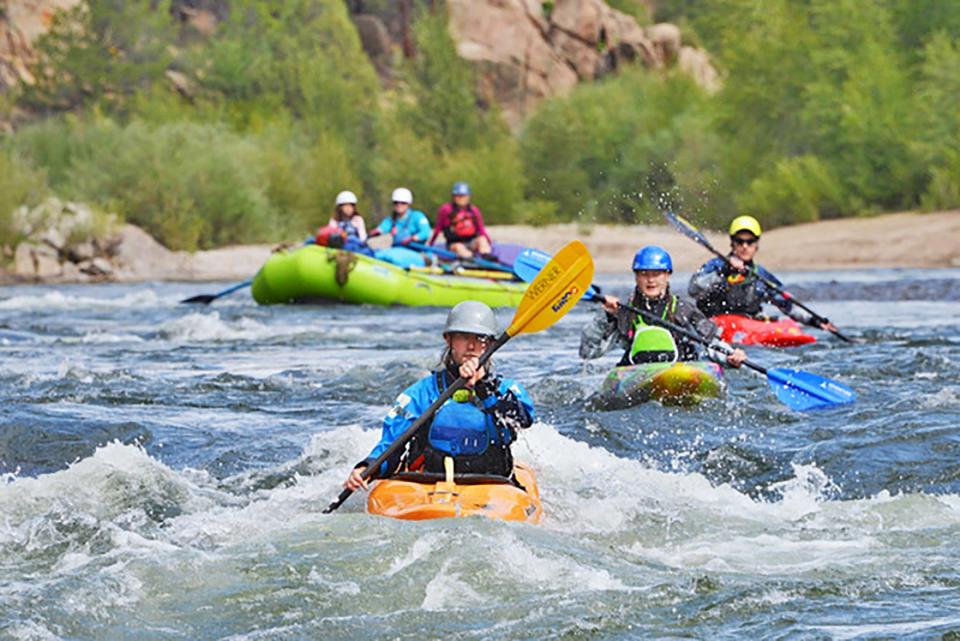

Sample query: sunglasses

[732,237,758,246]
[392,201,409,205]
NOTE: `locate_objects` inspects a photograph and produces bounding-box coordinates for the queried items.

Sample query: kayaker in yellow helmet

[343,301,535,491]
[688,215,838,332]
[580,246,747,367]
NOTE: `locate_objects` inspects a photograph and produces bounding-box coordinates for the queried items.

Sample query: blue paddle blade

[515,248,600,301]
[766,368,856,410]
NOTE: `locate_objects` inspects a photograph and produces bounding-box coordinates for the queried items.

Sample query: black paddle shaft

[322,332,511,514]
[665,212,853,343]
[613,300,767,376]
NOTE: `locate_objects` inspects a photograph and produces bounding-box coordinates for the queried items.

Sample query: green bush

[920,150,960,211]
[397,6,507,154]
[741,155,845,227]
[0,151,50,248]
[520,69,721,224]
[372,104,524,225]
[19,0,175,114]
[14,117,282,250]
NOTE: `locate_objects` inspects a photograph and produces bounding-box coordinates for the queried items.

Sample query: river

[2,268,959,640]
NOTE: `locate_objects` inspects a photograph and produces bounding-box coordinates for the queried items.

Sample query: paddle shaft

[665,212,853,342]
[180,278,253,305]
[608,298,768,375]
[407,242,512,274]
[322,332,510,514]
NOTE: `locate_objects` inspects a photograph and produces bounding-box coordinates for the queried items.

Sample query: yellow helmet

[729,215,762,238]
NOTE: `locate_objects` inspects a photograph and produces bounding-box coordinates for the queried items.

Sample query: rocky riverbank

[2,209,957,285]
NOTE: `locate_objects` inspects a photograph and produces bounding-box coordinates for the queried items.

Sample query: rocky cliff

[1,0,717,130]
[353,0,718,130]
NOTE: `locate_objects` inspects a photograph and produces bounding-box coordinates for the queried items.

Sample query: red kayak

[712,314,816,347]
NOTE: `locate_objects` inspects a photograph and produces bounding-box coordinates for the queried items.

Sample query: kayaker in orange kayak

[343,301,535,491]
[580,246,747,368]
[688,215,838,333]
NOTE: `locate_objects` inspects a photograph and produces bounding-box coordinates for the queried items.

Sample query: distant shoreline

[492,210,960,274]
[1,210,957,285]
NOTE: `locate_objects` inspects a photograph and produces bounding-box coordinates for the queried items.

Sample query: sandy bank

[491,210,960,273]
[2,210,957,285]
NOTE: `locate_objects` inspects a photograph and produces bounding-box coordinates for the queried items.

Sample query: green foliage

[13,116,282,250]
[888,0,960,55]
[259,124,366,236]
[605,0,650,24]
[0,151,50,247]
[520,70,721,224]
[913,32,960,209]
[396,7,505,153]
[6,0,960,249]
[19,0,175,114]
[371,106,524,224]
[199,0,379,136]
[920,150,960,211]
[741,156,844,226]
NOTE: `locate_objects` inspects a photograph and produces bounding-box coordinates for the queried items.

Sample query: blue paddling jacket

[360,365,535,479]
[374,209,432,246]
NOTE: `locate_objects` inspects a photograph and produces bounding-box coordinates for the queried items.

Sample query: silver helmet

[443,301,498,338]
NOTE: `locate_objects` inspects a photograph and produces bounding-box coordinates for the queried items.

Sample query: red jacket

[429,202,491,245]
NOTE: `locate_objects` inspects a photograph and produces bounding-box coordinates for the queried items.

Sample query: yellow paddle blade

[506,240,594,337]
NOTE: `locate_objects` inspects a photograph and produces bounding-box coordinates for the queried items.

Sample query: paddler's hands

[459,356,487,387]
[727,256,747,273]
[344,464,369,491]
[600,295,619,314]
[820,320,839,333]
[725,348,748,368]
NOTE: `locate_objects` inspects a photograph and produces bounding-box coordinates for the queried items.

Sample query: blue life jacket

[427,371,510,457]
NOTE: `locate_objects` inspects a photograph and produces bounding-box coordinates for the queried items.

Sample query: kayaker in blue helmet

[580,245,747,367]
[429,182,496,260]
[368,187,432,246]
[343,301,535,491]
[688,215,838,332]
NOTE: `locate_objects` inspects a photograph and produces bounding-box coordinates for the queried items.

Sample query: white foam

[0,289,164,311]
[421,561,484,611]
[919,386,959,408]
[157,311,366,344]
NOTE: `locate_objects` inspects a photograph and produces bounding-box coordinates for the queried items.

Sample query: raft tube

[595,360,725,410]
[251,245,526,306]
[711,314,817,347]
[366,463,542,524]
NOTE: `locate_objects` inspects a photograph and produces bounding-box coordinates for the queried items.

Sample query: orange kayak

[712,314,817,347]
[366,463,543,524]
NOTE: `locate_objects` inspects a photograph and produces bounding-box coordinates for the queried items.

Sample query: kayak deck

[366,463,542,523]
[712,314,816,347]
[595,360,725,410]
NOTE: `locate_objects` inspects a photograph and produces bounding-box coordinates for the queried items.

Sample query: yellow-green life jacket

[628,295,680,364]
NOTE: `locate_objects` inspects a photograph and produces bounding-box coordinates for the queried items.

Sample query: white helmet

[391,187,413,204]
[335,190,358,206]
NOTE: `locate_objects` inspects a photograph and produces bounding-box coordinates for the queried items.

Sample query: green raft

[594,360,725,410]
[251,245,527,306]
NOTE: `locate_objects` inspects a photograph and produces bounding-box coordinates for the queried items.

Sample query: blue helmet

[451,181,471,196]
[631,245,673,272]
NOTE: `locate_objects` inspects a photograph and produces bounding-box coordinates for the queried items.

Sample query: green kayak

[251,245,527,306]
[594,360,725,410]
